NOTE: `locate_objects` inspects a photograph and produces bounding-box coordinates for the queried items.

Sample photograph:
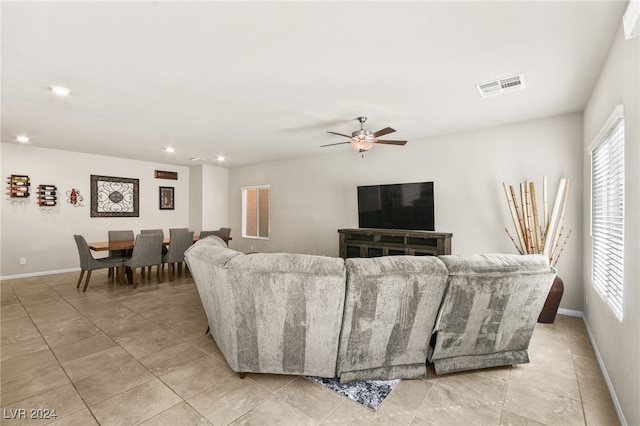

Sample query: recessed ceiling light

[216,155,225,162]
[16,136,30,143]
[165,147,175,153]
[49,85,72,96]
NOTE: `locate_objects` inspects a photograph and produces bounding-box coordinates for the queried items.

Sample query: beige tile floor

[1,270,621,425]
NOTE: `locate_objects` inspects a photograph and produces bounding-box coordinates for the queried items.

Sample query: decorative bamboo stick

[519,183,528,252]
[550,179,571,260]
[504,176,571,265]
[503,182,527,253]
[510,185,528,253]
[543,176,549,236]
[505,228,524,255]
[552,229,572,267]
[550,226,564,261]
[525,181,537,254]
[542,178,567,259]
[529,181,542,253]
[521,183,535,254]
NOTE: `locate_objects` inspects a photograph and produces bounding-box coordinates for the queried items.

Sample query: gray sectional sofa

[185,236,556,383]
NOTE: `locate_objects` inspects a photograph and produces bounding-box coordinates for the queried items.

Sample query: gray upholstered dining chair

[141,228,167,266]
[199,227,231,246]
[166,228,190,273]
[123,233,164,287]
[109,230,134,251]
[217,227,231,239]
[141,228,163,234]
[74,235,125,292]
[107,230,134,280]
[169,227,189,233]
[163,230,195,280]
[198,230,219,239]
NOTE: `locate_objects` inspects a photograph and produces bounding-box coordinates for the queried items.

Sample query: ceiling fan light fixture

[322,116,406,153]
[351,140,374,152]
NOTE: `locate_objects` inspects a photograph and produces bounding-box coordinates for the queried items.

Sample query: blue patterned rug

[307,376,400,410]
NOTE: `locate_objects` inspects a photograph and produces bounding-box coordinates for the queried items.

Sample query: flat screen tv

[357,181,434,231]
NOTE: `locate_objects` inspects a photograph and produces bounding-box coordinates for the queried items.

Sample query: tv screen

[358,182,434,231]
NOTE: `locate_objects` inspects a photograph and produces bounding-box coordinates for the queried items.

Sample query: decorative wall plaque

[66,188,84,207]
[154,170,178,180]
[90,175,139,217]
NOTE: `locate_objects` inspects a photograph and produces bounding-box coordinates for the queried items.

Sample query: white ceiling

[1,1,627,168]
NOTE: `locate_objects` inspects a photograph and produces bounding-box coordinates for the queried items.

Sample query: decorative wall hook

[67,188,84,207]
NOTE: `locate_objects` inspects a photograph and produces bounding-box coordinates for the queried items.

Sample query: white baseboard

[557,307,583,317]
[581,315,627,426]
[1,267,80,281]
[555,307,626,424]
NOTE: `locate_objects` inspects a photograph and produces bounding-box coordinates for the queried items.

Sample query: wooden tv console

[338,228,452,259]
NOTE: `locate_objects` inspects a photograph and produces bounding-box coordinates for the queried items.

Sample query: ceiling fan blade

[320,141,352,148]
[372,127,396,138]
[374,140,407,146]
[326,131,353,138]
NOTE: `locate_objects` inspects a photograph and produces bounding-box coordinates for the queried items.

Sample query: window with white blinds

[590,105,625,320]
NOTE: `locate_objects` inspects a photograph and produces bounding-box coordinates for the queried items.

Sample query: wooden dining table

[88,234,231,285]
[88,235,231,251]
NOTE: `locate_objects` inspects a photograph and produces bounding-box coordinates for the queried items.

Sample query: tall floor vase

[538,276,564,323]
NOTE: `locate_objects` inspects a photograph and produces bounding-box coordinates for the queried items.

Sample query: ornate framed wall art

[90,175,139,217]
[159,186,174,210]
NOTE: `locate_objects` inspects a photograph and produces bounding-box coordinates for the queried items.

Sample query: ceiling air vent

[476,74,525,98]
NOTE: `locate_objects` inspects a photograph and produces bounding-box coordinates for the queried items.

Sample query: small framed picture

[159,186,174,210]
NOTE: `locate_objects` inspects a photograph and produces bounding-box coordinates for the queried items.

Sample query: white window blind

[242,186,270,239]
[590,105,624,320]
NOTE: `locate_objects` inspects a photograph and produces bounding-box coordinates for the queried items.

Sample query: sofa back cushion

[337,255,449,382]
[431,254,556,361]
[185,242,346,377]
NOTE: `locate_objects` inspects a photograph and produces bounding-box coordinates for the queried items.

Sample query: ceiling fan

[321,116,408,153]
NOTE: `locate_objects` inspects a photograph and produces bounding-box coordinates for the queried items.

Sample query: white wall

[583,23,639,426]
[201,165,229,232]
[1,143,190,277]
[228,112,584,310]
[189,164,203,234]
[188,164,229,236]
